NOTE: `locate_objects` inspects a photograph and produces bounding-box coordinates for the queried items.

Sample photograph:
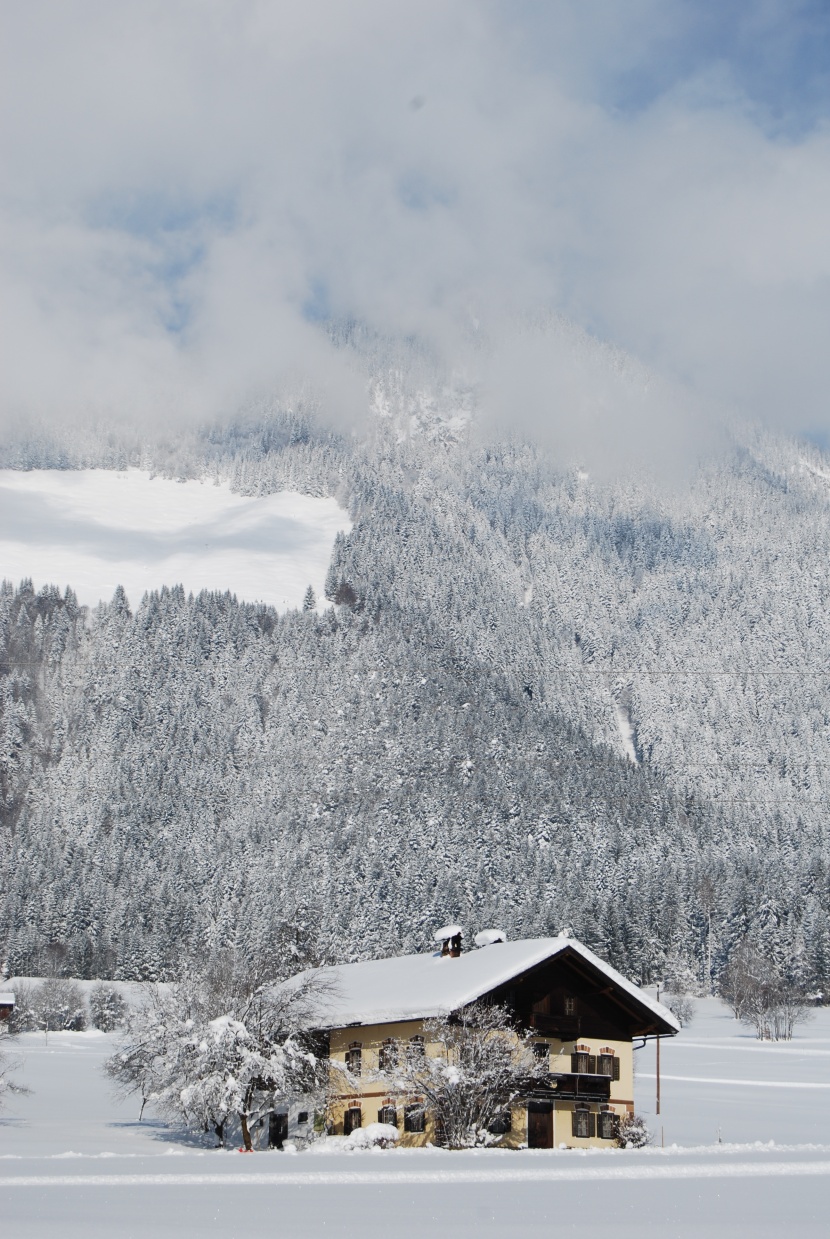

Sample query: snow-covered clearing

[1,999,829,1237]
[0,469,350,611]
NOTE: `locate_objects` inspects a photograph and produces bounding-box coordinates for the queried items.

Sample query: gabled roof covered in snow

[0,992,14,1006]
[291,937,679,1036]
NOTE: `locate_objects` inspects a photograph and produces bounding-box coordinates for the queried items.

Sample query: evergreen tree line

[1,345,829,994]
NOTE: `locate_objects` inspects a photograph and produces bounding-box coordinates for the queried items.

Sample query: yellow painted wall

[326,1023,635,1149]
[329,1018,440,1147]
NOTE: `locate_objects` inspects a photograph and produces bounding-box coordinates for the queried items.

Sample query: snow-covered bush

[345,1122,399,1150]
[663,993,695,1028]
[36,980,87,1031]
[615,1113,652,1149]
[89,983,128,1031]
[8,980,86,1032]
[7,982,38,1033]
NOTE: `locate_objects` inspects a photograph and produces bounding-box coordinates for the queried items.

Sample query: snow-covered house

[294,932,678,1148]
[0,992,14,1022]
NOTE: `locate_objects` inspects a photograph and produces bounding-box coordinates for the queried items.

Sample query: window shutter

[570,1109,578,1138]
[613,1056,620,1081]
[588,1112,596,1138]
[587,1055,597,1074]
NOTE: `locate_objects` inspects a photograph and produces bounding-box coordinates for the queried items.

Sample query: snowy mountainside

[1,384,829,992]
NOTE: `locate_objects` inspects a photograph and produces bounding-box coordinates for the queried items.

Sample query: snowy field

[1,998,828,1238]
[0,469,350,611]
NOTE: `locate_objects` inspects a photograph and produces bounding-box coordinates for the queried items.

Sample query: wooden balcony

[528,1012,581,1037]
[524,1072,612,1102]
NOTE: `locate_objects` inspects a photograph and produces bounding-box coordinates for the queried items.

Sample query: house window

[297,1111,309,1125]
[572,1107,595,1139]
[408,1035,426,1063]
[598,1053,620,1080]
[378,1105,397,1127]
[379,1038,398,1072]
[404,1104,426,1133]
[532,1041,549,1065]
[346,1041,362,1075]
[571,1052,597,1074]
[343,1107,362,1136]
[488,1110,512,1135]
[563,995,577,1015]
[598,1109,618,1140]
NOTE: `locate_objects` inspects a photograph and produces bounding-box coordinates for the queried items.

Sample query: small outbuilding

[0,992,15,1022]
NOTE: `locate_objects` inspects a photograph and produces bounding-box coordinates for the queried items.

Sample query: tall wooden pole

[655,983,661,1116]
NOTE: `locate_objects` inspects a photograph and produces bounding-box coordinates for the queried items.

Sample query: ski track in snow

[3,1160,830,1188]
[639,1073,830,1089]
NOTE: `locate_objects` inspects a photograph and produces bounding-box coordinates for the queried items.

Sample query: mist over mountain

[2,4,829,998]
[2,331,828,993]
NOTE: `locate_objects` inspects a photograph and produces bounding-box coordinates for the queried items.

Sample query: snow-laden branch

[105,974,332,1149]
[356,1002,550,1149]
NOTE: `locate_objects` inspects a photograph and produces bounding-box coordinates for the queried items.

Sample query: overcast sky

[1,0,828,457]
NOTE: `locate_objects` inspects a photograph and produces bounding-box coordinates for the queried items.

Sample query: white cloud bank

[1,0,828,462]
[0,470,349,610]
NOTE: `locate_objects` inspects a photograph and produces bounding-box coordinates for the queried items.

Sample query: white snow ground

[0,469,350,611]
[1,997,828,1237]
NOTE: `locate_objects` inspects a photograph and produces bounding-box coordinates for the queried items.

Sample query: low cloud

[1,0,828,462]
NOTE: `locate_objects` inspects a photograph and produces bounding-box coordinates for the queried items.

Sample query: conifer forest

[2,338,829,996]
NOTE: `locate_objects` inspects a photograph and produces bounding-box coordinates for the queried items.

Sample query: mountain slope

[1,393,829,991]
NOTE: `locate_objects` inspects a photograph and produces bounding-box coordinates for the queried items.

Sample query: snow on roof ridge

[292,935,679,1033]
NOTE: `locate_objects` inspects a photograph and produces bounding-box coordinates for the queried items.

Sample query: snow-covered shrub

[664,993,695,1027]
[345,1122,399,1150]
[7,980,86,1032]
[615,1113,652,1149]
[7,982,38,1033]
[35,980,87,1031]
[89,983,127,1031]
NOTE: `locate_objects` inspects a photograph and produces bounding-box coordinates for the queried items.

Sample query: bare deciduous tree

[0,1045,28,1109]
[365,1002,548,1149]
[663,993,695,1027]
[718,940,812,1041]
[8,979,86,1033]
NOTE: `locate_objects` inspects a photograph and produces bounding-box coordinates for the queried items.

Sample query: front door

[269,1112,289,1149]
[527,1102,553,1149]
